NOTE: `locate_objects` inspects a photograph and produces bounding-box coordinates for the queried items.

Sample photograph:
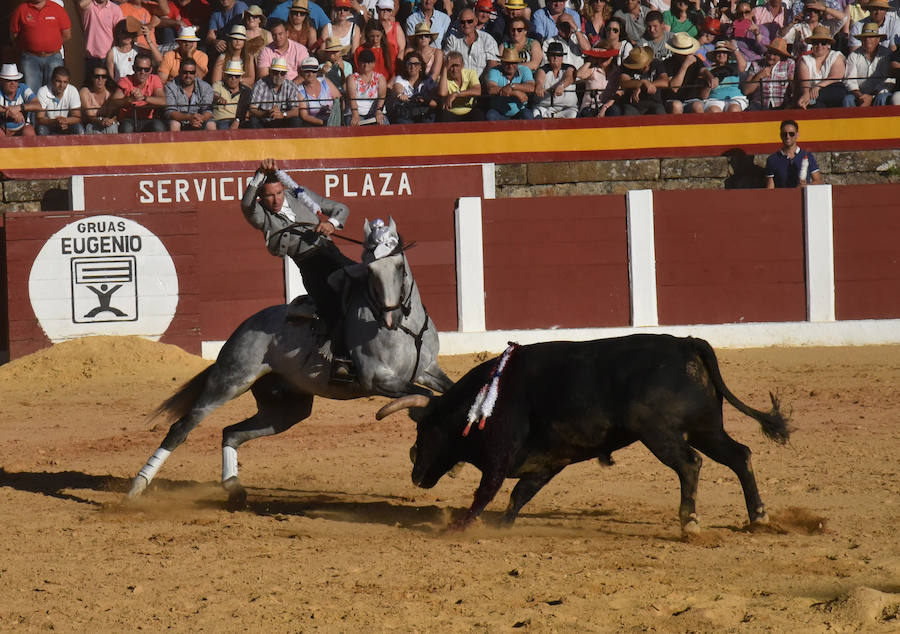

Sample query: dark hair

[363,19,392,75]
[604,16,626,37]
[51,65,70,79]
[401,51,424,79]
[646,10,664,23]
[180,58,198,70]
[134,52,153,68]
[267,17,286,30]
[357,48,376,64]
[780,119,798,133]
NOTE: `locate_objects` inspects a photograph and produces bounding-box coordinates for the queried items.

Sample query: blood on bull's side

[377,334,792,534]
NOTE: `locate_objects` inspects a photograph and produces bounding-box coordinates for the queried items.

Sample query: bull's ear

[363,218,372,238]
[407,407,426,423]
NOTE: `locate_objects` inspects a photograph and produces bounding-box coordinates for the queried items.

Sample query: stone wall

[1,148,898,210]
[495,149,900,197]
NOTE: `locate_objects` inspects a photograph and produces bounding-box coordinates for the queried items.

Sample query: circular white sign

[28,215,179,343]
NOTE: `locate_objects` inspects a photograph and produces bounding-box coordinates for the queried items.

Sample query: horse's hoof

[223,477,247,509]
[682,514,701,535]
[123,475,149,503]
[752,511,770,525]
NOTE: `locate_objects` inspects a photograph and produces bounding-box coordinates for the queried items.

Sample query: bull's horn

[376,395,431,420]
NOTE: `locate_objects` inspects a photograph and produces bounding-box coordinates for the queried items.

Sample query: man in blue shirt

[485,47,535,120]
[207,0,249,52]
[268,0,331,30]
[531,0,580,42]
[765,120,824,188]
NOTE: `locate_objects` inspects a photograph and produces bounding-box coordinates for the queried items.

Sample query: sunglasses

[407,60,423,65]
[511,26,526,31]
[270,69,288,74]
[336,6,351,11]
[93,73,108,78]
[181,69,196,74]
[134,66,151,72]
[291,9,308,15]
[608,27,620,32]
[460,18,475,23]
[781,130,797,137]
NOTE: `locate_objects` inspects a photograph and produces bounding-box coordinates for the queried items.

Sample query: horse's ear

[388,217,397,233]
[363,218,371,238]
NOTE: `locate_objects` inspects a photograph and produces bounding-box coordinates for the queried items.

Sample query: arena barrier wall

[3,182,900,361]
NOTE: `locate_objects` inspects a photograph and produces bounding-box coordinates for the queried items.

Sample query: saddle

[286,295,319,321]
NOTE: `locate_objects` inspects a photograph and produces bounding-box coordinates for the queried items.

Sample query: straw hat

[500,47,521,63]
[229,24,247,39]
[412,21,438,41]
[323,36,344,51]
[504,0,527,9]
[765,37,790,57]
[176,26,200,41]
[862,0,891,9]
[857,22,887,39]
[300,56,320,72]
[244,4,264,16]
[621,46,653,69]
[666,32,699,55]
[223,60,244,75]
[711,41,733,55]
[805,24,834,44]
[270,57,289,72]
[291,0,309,10]
[0,63,23,81]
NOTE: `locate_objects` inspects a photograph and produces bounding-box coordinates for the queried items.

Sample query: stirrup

[330,357,356,384]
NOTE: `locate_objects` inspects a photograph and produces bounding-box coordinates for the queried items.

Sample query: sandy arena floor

[0,336,898,632]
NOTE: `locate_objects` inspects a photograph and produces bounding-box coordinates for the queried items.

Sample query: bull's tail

[690,338,792,444]
[149,365,215,423]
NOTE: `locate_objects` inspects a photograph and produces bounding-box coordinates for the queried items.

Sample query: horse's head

[366,252,409,329]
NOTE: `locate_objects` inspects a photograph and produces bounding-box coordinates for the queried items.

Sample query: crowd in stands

[2,0,899,135]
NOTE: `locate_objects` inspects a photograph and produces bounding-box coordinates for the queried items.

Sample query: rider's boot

[328,321,355,384]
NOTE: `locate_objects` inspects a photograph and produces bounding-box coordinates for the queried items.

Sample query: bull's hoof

[123,475,149,503]
[447,462,465,479]
[751,512,770,525]
[223,476,247,510]
[681,514,701,535]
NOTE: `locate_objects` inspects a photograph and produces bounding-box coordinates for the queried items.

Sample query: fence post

[804,184,836,322]
[626,189,659,327]
[455,196,486,332]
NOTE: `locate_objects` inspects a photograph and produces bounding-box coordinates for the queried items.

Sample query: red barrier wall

[833,184,900,320]
[482,195,630,329]
[654,189,807,325]
[5,209,201,359]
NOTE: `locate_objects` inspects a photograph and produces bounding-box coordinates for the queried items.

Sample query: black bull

[377,335,791,533]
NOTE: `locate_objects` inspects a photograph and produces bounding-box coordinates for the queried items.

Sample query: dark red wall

[654,189,806,325]
[482,195,630,329]
[4,209,200,359]
[833,184,900,320]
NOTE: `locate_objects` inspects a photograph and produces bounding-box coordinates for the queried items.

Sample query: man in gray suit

[242,158,354,376]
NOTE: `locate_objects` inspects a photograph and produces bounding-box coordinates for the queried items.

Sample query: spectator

[259,18,309,81]
[158,26,209,82]
[35,65,84,135]
[171,0,215,38]
[212,60,251,128]
[581,0,612,47]
[164,58,214,130]
[0,64,40,137]
[843,22,894,107]
[111,52,166,132]
[106,17,141,81]
[531,0,581,42]
[663,0,699,38]
[474,0,495,35]
[533,41,577,117]
[543,15,588,70]
[502,17,543,72]
[320,36,353,94]
[891,50,900,105]
[484,47,535,120]
[437,50,485,121]
[640,10,673,60]
[152,0,191,48]
[616,45,668,114]
[696,17,721,66]
[242,5,272,47]
[742,37,795,109]
[780,0,845,56]
[752,0,794,46]
[406,0,452,44]
[409,22,445,81]
[355,19,395,80]
[345,48,387,125]
[613,0,650,44]
[694,40,748,112]
[269,0,330,31]
[318,0,360,61]
[387,51,437,123]
[377,0,406,65]
[484,0,528,45]
[120,0,161,54]
[443,8,500,77]
[210,25,256,88]
[80,64,119,133]
[297,56,341,125]
[603,16,634,65]
[576,43,621,117]
[286,0,318,53]
[766,119,823,188]
[9,0,72,92]
[206,0,248,54]
[248,56,302,126]
[849,0,900,52]
[728,1,765,63]
[78,0,125,73]
[796,25,847,108]
[662,33,705,113]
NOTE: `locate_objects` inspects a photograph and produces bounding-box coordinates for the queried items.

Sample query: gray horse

[126,218,453,504]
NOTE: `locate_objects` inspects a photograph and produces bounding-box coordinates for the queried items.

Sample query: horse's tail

[150,365,215,423]
[690,338,792,444]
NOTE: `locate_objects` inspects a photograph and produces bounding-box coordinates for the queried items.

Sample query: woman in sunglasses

[602,17,633,65]
[320,0,361,60]
[287,0,318,51]
[81,67,118,134]
[407,22,444,82]
[387,51,437,123]
[210,25,257,88]
[501,17,542,71]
